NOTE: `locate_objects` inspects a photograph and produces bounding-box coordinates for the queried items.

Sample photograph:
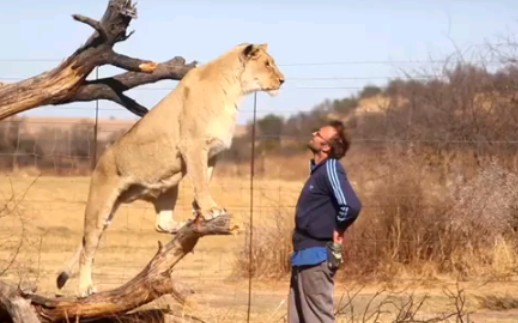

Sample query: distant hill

[9,116,249,141]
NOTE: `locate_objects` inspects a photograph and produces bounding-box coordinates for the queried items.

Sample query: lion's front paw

[78,284,97,298]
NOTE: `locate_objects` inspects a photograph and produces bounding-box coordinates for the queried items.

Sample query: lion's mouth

[267,89,279,96]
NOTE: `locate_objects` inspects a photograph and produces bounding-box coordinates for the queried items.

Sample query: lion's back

[94,48,249,180]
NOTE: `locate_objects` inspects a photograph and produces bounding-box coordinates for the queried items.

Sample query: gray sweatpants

[287,261,336,323]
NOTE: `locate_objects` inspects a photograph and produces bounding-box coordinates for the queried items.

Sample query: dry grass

[475,294,518,311]
[2,157,518,321]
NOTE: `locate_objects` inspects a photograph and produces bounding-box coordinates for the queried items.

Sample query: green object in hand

[326,242,344,270]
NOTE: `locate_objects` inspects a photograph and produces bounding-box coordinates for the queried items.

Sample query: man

[288,120,362,323]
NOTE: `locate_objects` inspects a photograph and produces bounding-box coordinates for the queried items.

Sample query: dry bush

[0,178,35,277]
[340,149,455,280]
[342,151,518,281]
[0,175,46,298]
[232,209,293,280]
[448,161,518,238]
[445,161,518,277]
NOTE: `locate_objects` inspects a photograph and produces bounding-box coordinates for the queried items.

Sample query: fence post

[247,92,258,323]
[91,67,100,171]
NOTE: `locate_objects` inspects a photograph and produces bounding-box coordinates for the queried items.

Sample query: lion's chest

[206,103,239,151]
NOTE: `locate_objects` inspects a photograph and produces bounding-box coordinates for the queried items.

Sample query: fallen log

[0,215,238,322]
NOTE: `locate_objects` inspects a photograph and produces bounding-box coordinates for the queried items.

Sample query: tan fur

[56,43,285,297]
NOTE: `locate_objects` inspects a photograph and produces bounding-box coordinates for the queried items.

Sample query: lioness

[56,43,285,297]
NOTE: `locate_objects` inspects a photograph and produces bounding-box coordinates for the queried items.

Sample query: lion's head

[238,43,285,96]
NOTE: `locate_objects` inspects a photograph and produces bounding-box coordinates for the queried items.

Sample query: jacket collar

[309,158,329,174]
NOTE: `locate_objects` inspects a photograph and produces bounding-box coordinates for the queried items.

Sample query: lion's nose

[279,77,285,85]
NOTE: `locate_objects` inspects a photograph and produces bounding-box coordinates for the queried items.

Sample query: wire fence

[1,57,518,321]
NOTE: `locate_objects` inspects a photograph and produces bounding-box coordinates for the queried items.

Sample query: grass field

[2,174,518,322]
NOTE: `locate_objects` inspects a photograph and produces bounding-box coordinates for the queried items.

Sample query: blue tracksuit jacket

[291,158,362,266]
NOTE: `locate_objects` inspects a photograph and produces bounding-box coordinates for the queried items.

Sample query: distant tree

[332,97,358,114]
[257,114,284,151]
[70,119,95,160]
[0,117,40,170]
[359,85,382,99]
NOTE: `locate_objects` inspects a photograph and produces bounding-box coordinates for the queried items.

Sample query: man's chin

[307,144,319,153]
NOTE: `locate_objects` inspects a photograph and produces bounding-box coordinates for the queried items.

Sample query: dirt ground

[1,175,518,322]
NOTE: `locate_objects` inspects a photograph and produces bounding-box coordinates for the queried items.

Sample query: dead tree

[0,0,197,120]
[0,215,237,322]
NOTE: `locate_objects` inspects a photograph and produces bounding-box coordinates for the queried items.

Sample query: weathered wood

[0,281,40,323]
[0,0,196,120]
[0,215,237,322]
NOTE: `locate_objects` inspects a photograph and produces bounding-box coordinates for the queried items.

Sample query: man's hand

[326,241,344,270]
[333,229,344,244]
[327,229,345,271]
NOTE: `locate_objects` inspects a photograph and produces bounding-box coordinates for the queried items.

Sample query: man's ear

[322,143,332,153]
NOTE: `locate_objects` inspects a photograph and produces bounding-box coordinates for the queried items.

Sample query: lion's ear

[242,44,261,60]
[258,43,269,51]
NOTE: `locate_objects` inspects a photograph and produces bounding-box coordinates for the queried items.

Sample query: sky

[0,0,517,125]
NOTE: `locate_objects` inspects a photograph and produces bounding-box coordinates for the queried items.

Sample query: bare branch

[63,57,196,116]
[0,176,40,277]
[332,283,473,323]
[119,29,135,42]
[109,91,149,116]
[72,14,108,40]
[108,51,158,73]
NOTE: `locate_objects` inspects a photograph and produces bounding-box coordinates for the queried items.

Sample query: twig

[72,14,108,40]
[0,175,40,276]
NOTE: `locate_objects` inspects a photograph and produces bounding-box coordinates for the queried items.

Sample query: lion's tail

[56,242,82,290]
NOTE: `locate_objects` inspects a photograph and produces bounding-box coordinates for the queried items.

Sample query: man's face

[307,125,337,154]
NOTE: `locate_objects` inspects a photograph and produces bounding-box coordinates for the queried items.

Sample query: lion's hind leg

[77,174,125,297]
